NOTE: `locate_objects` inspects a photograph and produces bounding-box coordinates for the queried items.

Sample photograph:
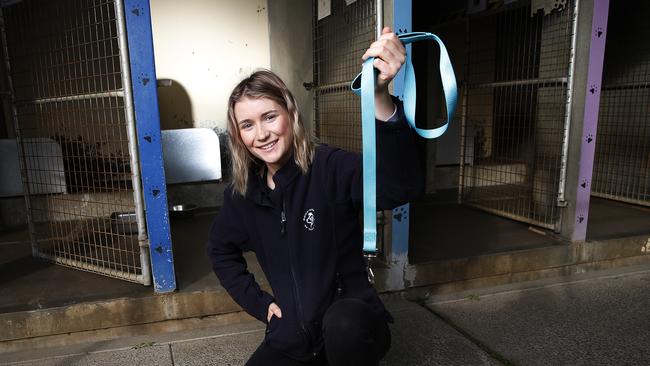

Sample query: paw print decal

[393,206,408,223]
[577,214,585,223]
[595,27,603,38]
[589,85,598,94]
[138,73,150,86]
[586,134,593,144]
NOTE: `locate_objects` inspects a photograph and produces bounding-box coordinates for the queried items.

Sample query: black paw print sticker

[595,27,603,38]
[589,85,598,94]
[577,214,585,223]
[393,206,408,223]
[580,179,589,189]
[138,73,150,86]
[151,187,161,198]
[586,134,593,144]
[131,6,143,16]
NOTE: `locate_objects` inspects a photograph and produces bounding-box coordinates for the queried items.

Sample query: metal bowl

[110,211,139,235]
[169,203,197,218]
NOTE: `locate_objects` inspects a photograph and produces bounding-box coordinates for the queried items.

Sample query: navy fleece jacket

[207,100,422,360]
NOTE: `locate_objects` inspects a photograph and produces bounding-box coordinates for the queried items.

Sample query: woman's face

[234,96,293,173]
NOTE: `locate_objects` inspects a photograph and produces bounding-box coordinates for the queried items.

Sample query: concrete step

[0,285,269,349]
[394,234,650,298]
[5,265,648,365]
[0,298,500,366]
[1,234,649,351]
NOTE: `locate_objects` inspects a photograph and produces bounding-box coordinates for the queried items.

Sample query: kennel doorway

[0,0,169,285]
[458,1,576,231]
[587,0,650,240]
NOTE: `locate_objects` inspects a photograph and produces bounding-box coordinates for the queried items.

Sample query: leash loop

[351,32,457,255]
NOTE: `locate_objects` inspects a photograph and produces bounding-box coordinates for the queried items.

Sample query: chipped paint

[125,0,176,292]
[404,261,417,288]
[642,238,650,253]
[531,0,567,16]
[382,253,409,291]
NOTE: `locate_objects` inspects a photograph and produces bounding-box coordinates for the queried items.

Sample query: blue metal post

[391,0,412,260]
[123,0,176,292]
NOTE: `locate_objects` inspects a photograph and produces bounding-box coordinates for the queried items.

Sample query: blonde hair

[227,69,315,196]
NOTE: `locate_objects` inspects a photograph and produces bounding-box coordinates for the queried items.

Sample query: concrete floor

[0,233,148,314]
[586,197,650,240]
[3,265,649,365]
[409,193,650,264]
[0,298,500,366]
[409,200,560,264]
[0,210,265,314]
[1,196,649,314]
[426,264,650,366]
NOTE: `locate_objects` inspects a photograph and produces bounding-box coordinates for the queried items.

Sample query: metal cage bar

[591,1,650,207]
[459,1,575,230]
[1,0,148,284]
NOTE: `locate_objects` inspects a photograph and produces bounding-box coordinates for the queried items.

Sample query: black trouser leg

[246,298,390,366]
[322,298,391,366]
[245,342,328,366]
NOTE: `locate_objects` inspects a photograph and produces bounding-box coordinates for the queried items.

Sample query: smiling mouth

[257,140,278,152]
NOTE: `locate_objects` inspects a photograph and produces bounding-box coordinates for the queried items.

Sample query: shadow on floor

[409,193,561,264]
[168,210,221,292]
[0,239,148,313]
[0,210,252,314]
[2,194,649,314]
[410,192,650,264]
[587,197,650,240]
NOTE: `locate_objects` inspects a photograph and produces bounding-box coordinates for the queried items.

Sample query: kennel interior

[405,1,577,263]
[0,0,152,281]
[0,0,164,314]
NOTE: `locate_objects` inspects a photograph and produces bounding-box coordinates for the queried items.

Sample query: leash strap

[351,32,458,254]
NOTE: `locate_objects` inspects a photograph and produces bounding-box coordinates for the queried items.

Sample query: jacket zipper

[281,200,311,347]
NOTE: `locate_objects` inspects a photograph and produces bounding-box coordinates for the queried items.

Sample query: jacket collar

[244,156,302,207]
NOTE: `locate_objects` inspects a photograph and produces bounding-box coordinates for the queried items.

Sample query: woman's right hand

[267,302,282,323]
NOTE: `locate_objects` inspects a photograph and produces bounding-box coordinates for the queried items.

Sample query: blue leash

[351,32,458,255]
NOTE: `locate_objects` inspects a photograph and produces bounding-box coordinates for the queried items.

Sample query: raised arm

[324,27,422,209]
[362,27,407,121]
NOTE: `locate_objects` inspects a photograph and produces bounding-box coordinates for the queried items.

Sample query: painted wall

[150,0,270,132]
[268,0,313,133]
[150,0,313,209]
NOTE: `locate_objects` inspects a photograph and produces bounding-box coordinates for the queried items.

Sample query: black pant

[246,298,391,366]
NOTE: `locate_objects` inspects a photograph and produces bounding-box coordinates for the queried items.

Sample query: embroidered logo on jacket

[303,209,316,231]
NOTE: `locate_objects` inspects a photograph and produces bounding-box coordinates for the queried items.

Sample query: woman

[207,27,422,365]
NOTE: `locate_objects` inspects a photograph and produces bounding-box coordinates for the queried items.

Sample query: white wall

[268,0,313,133]
[150,0,270,131]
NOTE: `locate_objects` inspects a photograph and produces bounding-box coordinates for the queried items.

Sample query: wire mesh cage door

[459,1,575,230]
[1,0,150,284]
[313,0,376,153]
[313,0,394,254]
[591,1,650,207]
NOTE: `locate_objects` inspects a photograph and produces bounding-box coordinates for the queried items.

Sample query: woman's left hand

[361,27,407,93]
